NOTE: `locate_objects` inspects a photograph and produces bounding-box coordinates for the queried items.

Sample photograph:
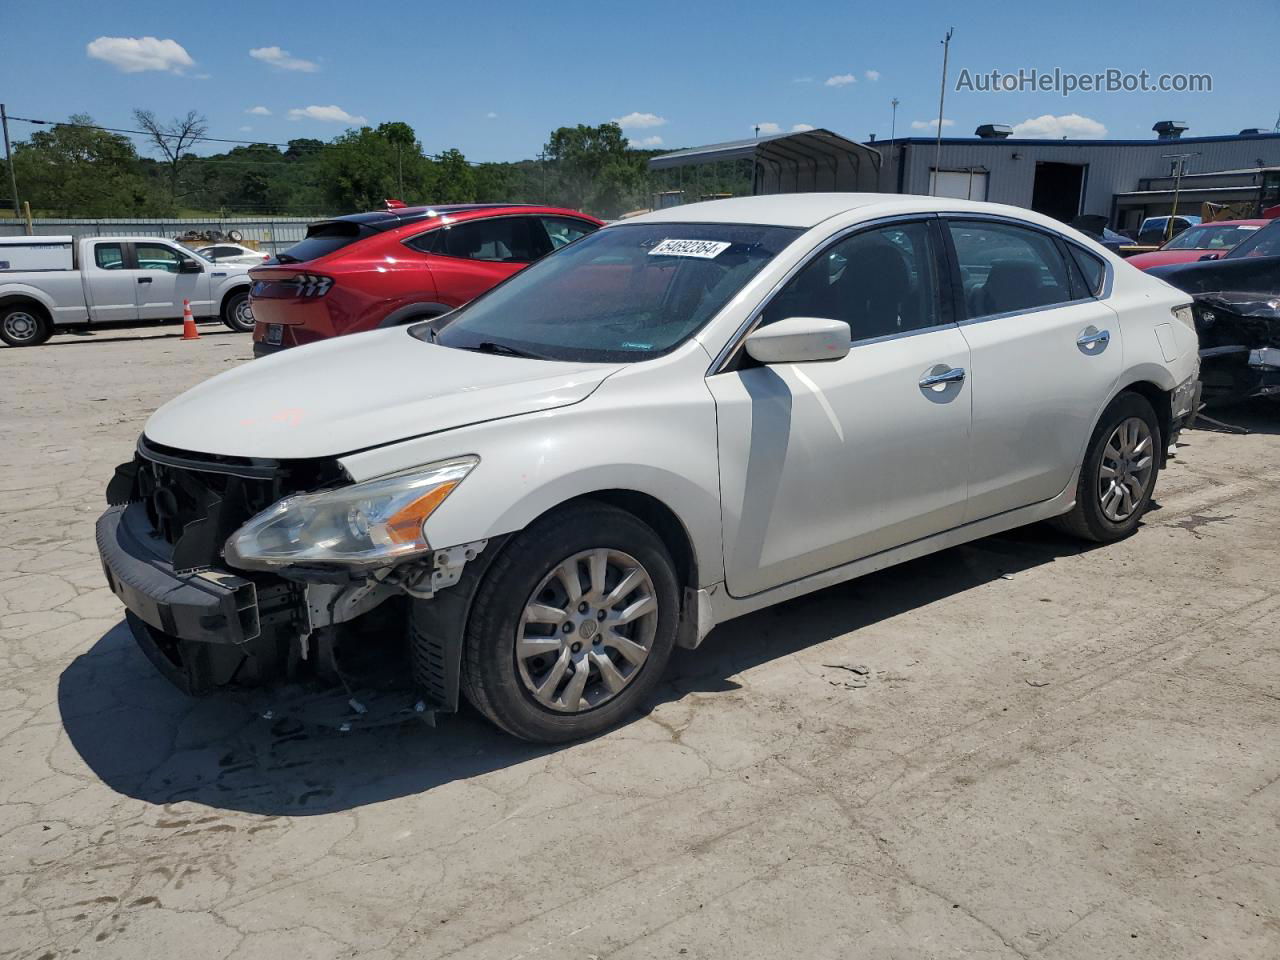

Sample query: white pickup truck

[0,235,256,347]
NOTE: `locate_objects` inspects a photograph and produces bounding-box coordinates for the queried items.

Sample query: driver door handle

[136,277,153,284]
[918,366,966,388]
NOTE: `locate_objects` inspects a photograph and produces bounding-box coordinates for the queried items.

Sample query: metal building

[875,124,1280,230]
[648,129,881,204]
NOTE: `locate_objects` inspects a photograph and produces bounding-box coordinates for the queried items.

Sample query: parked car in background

[1125,219,1269,271]
[98,194,1199,742]
[0,235,255,346]
[1148,220,1280,405]
[248,203,602,356]
[195,242,271,265]
[1146,218,1280,294]
[1136,214,1201,247]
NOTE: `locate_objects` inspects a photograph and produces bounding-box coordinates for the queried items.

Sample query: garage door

[929,169,989,201]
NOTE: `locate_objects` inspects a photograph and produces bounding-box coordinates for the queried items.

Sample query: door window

[761,220,943,342]
[94,243,125,270]
[540,216,598,249]
[947,221,1073,319]
[441,217,548,262]
[134,244,183,273]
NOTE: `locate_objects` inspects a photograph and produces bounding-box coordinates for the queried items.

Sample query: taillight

[293,274,333,297]
[1171,303,1195,331]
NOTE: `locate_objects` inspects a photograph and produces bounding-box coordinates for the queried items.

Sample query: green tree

[319,126,400,211]
[542,122,651,216]
[377,121,416,200]
[132,109,207,209]
[430,149,476,203]
[10,114,154,216]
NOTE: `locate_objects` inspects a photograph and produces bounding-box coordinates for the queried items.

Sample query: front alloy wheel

[455,502,679,742]
[516,548,659,713]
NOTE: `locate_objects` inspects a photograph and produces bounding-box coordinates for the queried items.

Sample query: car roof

[331,203,595,232]
[1190,219,1271,227]
[618,193,1083,231]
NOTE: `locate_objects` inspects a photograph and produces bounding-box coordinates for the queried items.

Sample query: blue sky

[2,0,1277,162]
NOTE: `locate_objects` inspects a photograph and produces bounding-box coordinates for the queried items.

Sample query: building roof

[879,132,1280,149]
[648,128,879,170]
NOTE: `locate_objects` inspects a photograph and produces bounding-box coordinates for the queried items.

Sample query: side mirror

[1197,253,1220,261]
[744,317,851,364]
[179,258,203,273]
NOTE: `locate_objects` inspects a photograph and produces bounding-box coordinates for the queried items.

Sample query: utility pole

[1,103,19,218]
[1162,152,1198,241]
[931,28,954,196]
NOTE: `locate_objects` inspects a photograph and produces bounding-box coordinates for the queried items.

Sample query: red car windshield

[1162,223,1262,251]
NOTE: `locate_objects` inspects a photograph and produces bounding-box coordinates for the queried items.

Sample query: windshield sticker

[648,238,732,259]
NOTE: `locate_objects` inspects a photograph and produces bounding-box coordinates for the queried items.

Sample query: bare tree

[132,109,207,206]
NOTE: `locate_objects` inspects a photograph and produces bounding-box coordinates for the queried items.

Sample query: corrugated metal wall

[879,135,1280,223]
[0,217,320,254]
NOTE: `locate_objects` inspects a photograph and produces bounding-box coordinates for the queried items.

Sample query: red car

[249,204,602,355]
[1125,219,1270,271]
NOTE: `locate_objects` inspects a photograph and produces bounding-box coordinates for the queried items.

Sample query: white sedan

[194,242,270,265]
[98,194,1200,742]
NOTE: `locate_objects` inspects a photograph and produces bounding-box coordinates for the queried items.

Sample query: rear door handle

[1077,327,1110,349]
[919,366,966,389]
[136,277,152,284]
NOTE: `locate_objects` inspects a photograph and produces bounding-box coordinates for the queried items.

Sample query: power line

[7,113,491,165]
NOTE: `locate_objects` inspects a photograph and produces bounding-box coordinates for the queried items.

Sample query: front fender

[337,364,725,586]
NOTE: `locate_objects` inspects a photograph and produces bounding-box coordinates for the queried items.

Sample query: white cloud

[1012,113,1107,139]
[238,125,252,132]
[791,123,816,132]
[288,104,367,124]
[632,135,664,148]
[864,69,880,82]
[753,122,782,135]
[249,46,319,72]
[911,118,955,130]
[613,111,667,129]
[245,105,272,116]
[485,111,498,119]
[825,73,857,87]
[86,36,194,74]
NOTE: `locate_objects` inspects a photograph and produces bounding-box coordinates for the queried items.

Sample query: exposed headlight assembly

[225,457,477,570]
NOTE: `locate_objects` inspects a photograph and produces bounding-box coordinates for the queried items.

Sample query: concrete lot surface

[1,325,1278,959]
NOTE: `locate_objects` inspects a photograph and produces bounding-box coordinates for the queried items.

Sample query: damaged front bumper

[96,441,497,714]
[1194,292,1280,404]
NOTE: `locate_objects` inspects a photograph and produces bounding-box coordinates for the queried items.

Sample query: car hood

[143,327,623,460]
[1126,250,1209,270]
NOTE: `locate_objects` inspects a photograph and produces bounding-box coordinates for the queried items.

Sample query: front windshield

[423,222,801,362]
[1163,223,1260,251]
[1225,221,1280,259]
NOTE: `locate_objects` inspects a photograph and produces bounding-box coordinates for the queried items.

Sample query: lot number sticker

[649,238,732,259]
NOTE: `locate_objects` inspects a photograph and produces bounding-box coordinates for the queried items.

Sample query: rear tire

[222,290,255,333]
[458,502,680,743]
[0,305,53,347]
[1051,392,1161,543]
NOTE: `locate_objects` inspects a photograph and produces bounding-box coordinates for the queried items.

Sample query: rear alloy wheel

[0,306,53,347]
[459,503,679,742]
[222,291,255,333]
[1052,392,1161,543]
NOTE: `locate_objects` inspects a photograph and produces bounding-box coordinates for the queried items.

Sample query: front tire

[458,502,680,742]
[0,305,53,347]
[1052,392,1161,543]
[222,290,255,333]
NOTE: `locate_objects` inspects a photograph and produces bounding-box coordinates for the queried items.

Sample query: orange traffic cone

[181,299,199,340]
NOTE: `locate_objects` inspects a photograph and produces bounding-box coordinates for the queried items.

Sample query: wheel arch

[218,282,252,319]
[0,292,55,322]
[1108,375,1174,465]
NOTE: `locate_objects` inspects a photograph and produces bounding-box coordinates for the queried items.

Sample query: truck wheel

[457,502,680,742]
[222,291,255,333]
[1051,392,1161,543]
[0,305,53,347]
